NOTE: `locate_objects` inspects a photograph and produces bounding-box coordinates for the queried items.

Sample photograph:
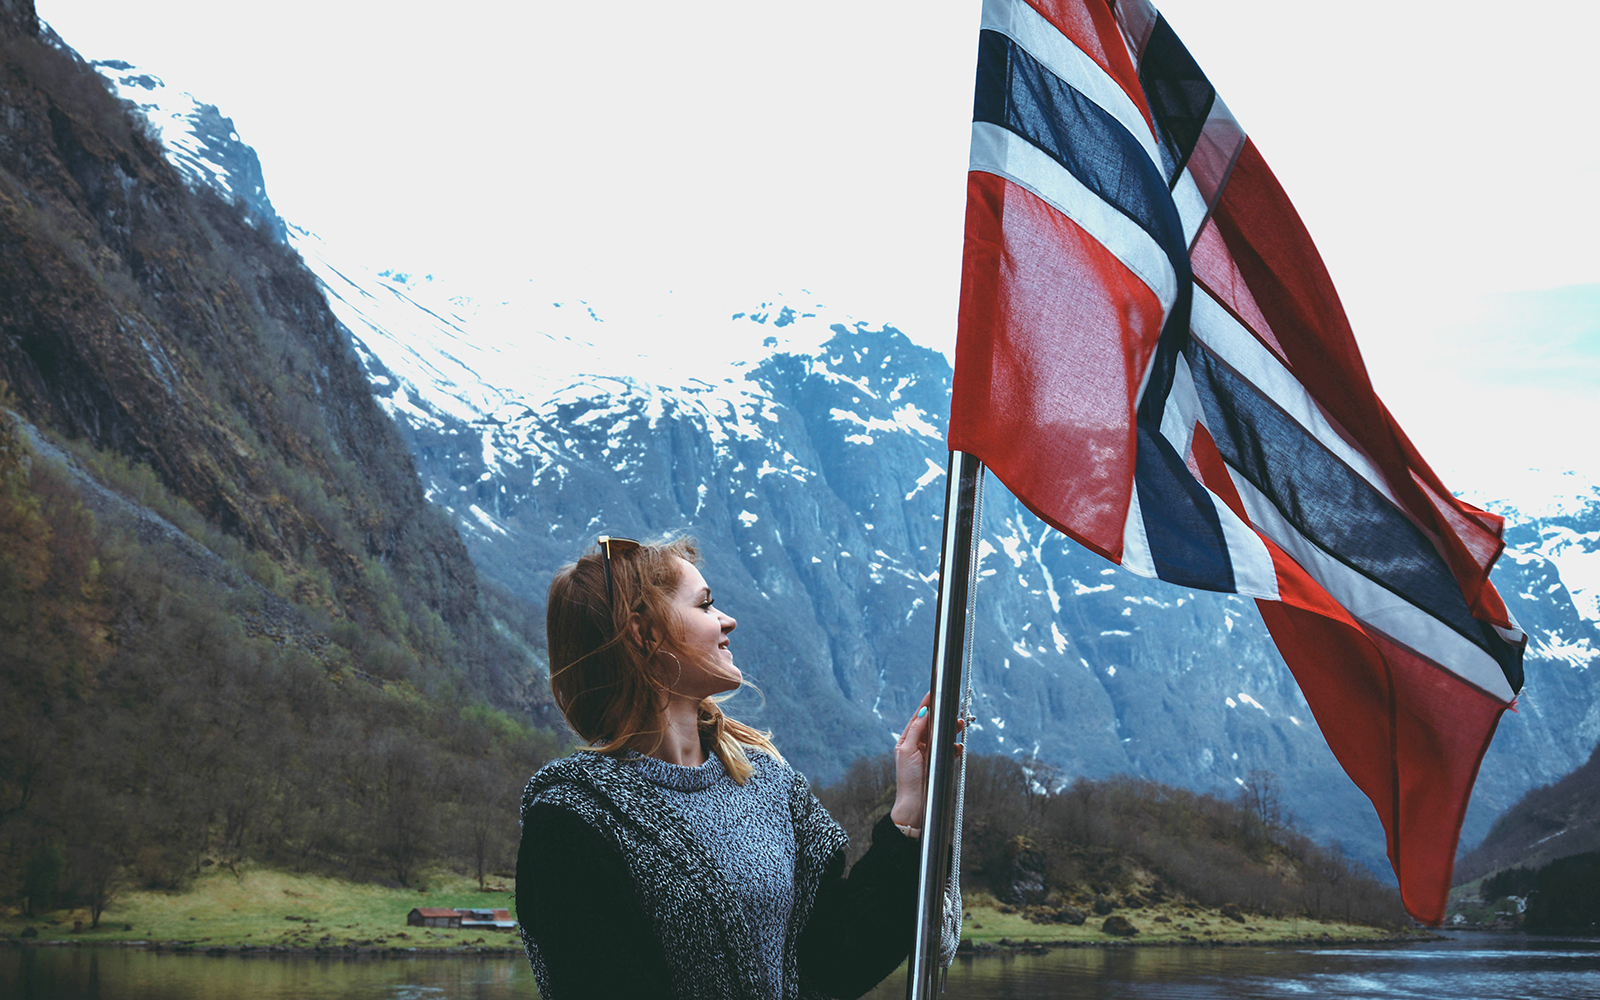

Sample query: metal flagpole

[906,450,984,1000]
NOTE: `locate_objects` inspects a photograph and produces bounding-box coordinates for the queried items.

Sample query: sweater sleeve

[797,813,920,1000]
[516,801,675,1000]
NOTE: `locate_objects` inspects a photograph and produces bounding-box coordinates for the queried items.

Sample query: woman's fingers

[898,712,924,748]
[901,694,976,758]
[898,692,933,746]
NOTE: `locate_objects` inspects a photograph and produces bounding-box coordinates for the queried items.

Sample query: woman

[516,534,933,1000]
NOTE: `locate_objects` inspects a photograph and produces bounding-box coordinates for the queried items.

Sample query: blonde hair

[545,535,779,783]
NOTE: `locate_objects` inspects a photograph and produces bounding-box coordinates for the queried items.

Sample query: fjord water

[0,948,534,1000]
[865,934,1600,999]
[6,935,1600,999]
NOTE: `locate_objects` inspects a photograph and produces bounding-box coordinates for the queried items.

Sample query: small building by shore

[405,907,515,931]
[407,908,462,929]
[459,908,516,931]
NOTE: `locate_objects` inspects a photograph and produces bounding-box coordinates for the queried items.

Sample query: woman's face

[661,557,741,700]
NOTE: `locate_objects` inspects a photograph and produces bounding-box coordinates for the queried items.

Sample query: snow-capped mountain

[92,57,286,243]
[95,55,1600,875]
[1466,469,1600,624]
[300,257,1600,870]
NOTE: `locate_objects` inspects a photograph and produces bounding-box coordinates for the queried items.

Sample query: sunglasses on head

[597,535,641,609]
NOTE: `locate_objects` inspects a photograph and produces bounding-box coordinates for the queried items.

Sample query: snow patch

[904,457,946,501]
[468,504,508,536]
[1530,631,1598,668]
[1236,692,1269,714]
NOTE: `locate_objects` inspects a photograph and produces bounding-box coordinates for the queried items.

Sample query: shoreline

[2,931,1436,959]
[957,930,1441,955]
[0,868,1428,959]
[1,936,526,957]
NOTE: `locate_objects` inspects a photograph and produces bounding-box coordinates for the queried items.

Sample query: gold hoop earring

[663,651,682,690]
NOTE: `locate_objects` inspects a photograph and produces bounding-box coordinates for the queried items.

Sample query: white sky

[37,0,1600,495]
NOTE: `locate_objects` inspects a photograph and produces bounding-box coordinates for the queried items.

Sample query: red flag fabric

[949,0,1524,924]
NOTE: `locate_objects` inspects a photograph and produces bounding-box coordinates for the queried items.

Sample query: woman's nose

[721,612,736,632]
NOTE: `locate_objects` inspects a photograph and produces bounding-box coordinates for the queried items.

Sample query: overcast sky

[37,0,1600,495]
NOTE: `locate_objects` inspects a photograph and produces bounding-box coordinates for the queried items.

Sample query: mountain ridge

[85,44,1600,879]
[307,253,1600,875]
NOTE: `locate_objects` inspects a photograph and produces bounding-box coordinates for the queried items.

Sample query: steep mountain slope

[1454,485,1600,858]
[92,56,285,243]
[0,11,543,705]
[1454,738,1600,883]
[89,41,1600,877]
[0,3,558,910]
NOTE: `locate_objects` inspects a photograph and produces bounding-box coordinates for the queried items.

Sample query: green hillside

[0,6,561,923]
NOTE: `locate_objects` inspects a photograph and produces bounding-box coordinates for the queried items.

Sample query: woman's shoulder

[522,747,802,818]
[522,752,634,815]
[529,748,648,784]
[521,750,693,835]
[759,750,848,863]
[744,745,806,789]
[745,750,835,828]
[743,744,790,771]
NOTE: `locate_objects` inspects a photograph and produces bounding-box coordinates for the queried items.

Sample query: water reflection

[863,934,1600,999]
[1,948,534,1000]
[4,934,1598,1000]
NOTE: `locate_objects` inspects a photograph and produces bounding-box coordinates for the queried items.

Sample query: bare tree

[461,760,515,890]
[1237,769,1283,840]
[0,711,56,825]
[374,735,438,885]
[66,792,132,929]
[1063,776,1098,846]
[22,843,63,917]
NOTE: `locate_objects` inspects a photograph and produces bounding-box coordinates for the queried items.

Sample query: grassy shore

[1,866,1420,953]
[0,864,522,952]
[958,894,1427,948]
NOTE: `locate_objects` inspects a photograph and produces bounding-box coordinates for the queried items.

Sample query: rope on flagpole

[938,467,982,971]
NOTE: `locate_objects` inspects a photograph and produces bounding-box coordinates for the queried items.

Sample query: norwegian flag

[948,0,1525,924]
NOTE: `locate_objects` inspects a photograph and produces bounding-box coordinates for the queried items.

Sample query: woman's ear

[626,612,652,651]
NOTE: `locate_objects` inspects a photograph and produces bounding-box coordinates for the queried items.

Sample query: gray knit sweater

[633,753,795,998]
[516,748,918,1000]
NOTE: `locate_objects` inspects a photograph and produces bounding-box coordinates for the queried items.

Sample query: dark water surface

[866,934,1600,1000]
[5,934,1599,999]
[0,947,532,1000]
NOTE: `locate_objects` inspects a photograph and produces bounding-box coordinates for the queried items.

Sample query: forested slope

[817,754,1408,929]
[0,0,558,923]
[1455,738,1600,885]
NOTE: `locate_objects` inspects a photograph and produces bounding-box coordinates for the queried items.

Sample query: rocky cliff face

[93,57,286,244]
[0,11,538,706]
[0,0,33,38]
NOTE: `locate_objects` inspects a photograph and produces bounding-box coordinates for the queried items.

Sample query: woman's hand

[889,692,960,832]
